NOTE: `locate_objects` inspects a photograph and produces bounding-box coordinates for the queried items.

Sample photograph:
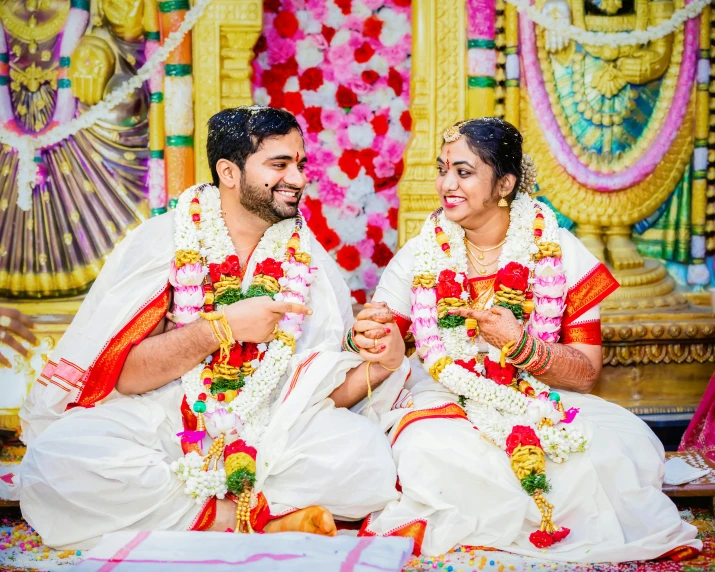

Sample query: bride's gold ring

[0,316,10,328]
[373,338,377,349]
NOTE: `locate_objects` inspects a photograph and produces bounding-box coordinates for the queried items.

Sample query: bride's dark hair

[449,117,523,202]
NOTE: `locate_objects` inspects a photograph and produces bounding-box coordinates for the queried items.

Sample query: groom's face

[239,129,308,224]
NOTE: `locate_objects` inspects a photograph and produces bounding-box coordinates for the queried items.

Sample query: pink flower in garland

[252,0,411,302]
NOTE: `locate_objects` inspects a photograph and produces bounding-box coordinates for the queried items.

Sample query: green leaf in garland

[210,378,244,395]
[458,395,467,408]
[225,467,256,494]
[437,314,466,328]
[244,284,275,299]
[215,288,243,307]
[494,301,524,321]
[520,472,551,495]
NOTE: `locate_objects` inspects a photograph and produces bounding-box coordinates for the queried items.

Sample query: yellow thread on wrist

[366,362,373,403]
[200,310,235,361]
[379,362,401,372]
[500,340,517,368]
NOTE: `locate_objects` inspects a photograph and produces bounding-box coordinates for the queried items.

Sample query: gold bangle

[500,339,517,368]
[366,362,373,403]
[379,362,401,372]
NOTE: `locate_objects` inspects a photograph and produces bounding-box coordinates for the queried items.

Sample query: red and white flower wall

[252,0,412,303]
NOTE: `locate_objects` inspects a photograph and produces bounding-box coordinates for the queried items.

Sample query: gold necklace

[465,243,500,276]
[465,237,506,261]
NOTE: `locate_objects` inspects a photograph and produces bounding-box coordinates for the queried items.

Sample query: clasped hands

[351,302,405,370]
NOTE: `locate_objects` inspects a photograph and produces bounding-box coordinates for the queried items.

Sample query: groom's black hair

[207,106,304,187]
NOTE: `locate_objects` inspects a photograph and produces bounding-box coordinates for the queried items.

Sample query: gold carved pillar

[397,0,466,247]
[192,0,263,184]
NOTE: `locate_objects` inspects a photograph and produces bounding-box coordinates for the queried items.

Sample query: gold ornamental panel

[193,0,263,185]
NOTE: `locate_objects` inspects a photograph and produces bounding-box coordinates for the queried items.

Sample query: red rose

[388,207,398,229]
[316,226,340,251]
[303,106,323,133]
[209,263,222,283]
[264,0,281,12]
[529,530,554,549]
[219,261,232,276]
[336,85,359,108]
[337,245,361,271]
[274,11,299,37]
[352,289,367,305]
[361,70,380,84]
[371,114,389,136]
[283,57,299,77]
[299,67,323,91]
[358,148,378,178]
[270,91,285,109]
[372,242,394,267]
[366,225,383,243]
[363,15,384,39]
[339,149,362,179]
[438,269,456,282]
[334,0,351,14]
[455,358,478,373]
[436,281,461,300]
[494,261,529,293]
[241,342,260,363]
[282,92,304,116]
[400,110,412,131]
[505,425,542,455]
[322,25,336,44]
[484,356,517,386]
[393,0,410,6]
[261,68,289,94]
[354,41,375,64]
[551,527,570,542]
[228,345,244,368]
[256,258,284,280]
[387,68,403,96]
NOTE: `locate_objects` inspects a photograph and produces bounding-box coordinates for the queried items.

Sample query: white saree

[0,212,408,550]
[360,227,701,562]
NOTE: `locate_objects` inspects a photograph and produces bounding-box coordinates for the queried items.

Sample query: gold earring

[498,190,508,208]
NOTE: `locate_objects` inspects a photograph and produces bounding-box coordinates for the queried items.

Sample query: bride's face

[436,137,499,224]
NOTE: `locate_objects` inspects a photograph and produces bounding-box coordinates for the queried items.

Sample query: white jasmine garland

[171,184,315,499]
[410,192,588,462]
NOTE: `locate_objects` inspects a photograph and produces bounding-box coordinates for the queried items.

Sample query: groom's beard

[239,171,303,224]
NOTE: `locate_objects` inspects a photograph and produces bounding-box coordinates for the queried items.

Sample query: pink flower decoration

[173,305,200,324]
[532,273,567,299]
[321,108,344,130]
[363,264,379,289]
[356,238,376,258]
[174,285,204,307]
[534,296,565,318]
[176,262,206,286]
[534,257,564,278]
[374,155,395,178]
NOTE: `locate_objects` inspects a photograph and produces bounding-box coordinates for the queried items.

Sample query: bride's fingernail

[385,328,391,334]
[380,345,386,350]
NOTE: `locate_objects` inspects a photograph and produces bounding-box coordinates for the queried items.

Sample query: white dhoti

[363,377,701,561]
[1,211,407,550]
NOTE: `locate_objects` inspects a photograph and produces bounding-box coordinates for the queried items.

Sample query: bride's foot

[264,506,337,536]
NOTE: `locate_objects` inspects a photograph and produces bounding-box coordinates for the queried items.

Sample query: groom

[4,106,408,549]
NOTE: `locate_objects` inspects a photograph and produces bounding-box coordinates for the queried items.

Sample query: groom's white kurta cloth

[360,228,701,562]
[0,212,407,550]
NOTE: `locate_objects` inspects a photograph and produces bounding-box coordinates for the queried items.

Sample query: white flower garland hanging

[0,0,215,211]
[509,0,707,47]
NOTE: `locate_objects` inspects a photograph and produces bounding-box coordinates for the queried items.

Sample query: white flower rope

[1,0,214,211]
[510,0,707,47]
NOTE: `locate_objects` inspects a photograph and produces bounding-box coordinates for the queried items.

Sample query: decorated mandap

[0,0,712,430]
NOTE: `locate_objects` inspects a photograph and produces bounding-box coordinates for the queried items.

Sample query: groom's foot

[264,506,337,536]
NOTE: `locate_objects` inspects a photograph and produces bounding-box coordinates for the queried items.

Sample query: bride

[351,118,700,562]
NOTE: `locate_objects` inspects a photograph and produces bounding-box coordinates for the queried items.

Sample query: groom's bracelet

[343,326,361,354]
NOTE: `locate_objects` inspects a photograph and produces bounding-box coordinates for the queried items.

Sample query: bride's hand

[353,301,395,350]
[448,305,524,349]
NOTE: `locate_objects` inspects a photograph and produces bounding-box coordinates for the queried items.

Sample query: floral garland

[411,192,588,548]
[520,1,698,192]
[251,0,412,300]
[0,0,214,211]
[169,184,316,518]
[510,0,707,47]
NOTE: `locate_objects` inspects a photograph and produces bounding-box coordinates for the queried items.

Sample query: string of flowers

[0,0,215,211]
[169,184,316,525]
[509,0,707,47]
[411,191,588,548]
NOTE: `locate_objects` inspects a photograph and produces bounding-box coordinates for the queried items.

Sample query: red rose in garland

[371,114,389,136]
[551,527,570,542]
[529,530,554,548]
[208,263,222,283]
[436,269,462,300]
[494,261,530,292]
[505,425,542,456]
[361,70,379,85]
[321,24,336,44]
[256,258,283,280]
[484,356,517,386]
[363,15,383,39]
[354,41,375,64]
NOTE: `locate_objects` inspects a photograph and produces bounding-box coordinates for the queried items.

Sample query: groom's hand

[225,297,312,343]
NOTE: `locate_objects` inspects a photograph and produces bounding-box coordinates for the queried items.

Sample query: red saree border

[70,284,171,409]
[561,319,602,345]
[562,263,618,326]
[188,497,217,531]
[391,403,468,446]
[658,544,700,561]
[282,352,319,403]
[358,514,426,556]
